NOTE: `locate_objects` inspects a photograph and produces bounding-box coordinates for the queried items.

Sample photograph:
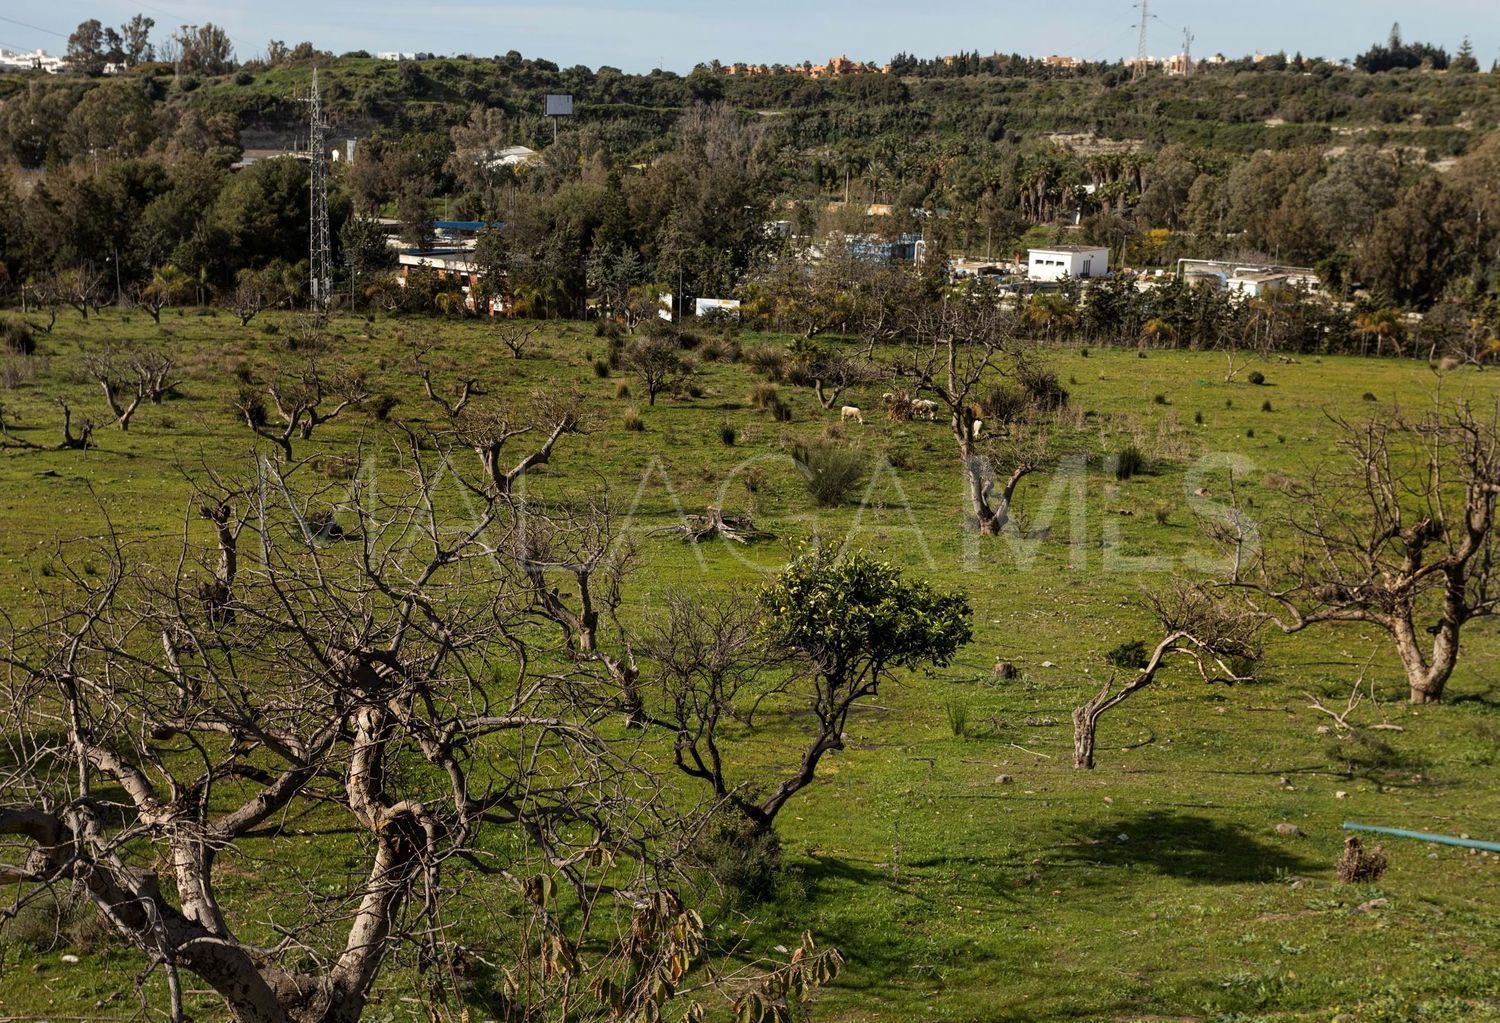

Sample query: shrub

[614,381,631,399]
[0,315,35,356]
[1154,507,1170,526]
[1335,836,1388,884]
[718,422,736,446]
[1362,391,1377,401]
[1080,347,1090,358]
[1105,640,1149,670]
[1114,444,1146,480]
[592,358,609,378]
[1247,428,1256,438]
[699,336,741,363]
[1261,399,1273,412]
[945,699,969,738]
[370,394,399,421]
[1153,393,1169,405]
[623,407,644,431]
[686,383,705,399]
[1248,370,1266,385]
[1019,364,1069,410]
[1193,411,1204,425]
[745,346,786,381]
[792,439,867,507]
[749,383,780,410]
[692,814,783,907]
[2,351,48,389]
[770,398,793,422]
[982,385,1029,425]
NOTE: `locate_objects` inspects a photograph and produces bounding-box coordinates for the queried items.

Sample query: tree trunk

[1072,687,1108,769]
[1393,615,1455,704]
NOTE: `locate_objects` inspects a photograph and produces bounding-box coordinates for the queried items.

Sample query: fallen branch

[651,506,772,544]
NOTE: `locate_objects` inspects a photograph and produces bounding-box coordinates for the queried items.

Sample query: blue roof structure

[431,220,501,232]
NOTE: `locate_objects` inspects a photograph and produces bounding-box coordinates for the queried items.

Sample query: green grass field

[2,308,1499,1022]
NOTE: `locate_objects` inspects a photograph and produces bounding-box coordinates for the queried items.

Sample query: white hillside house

[1027,246,1109,282]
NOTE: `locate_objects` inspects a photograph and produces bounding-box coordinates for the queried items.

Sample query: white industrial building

[1027,246,1109,282]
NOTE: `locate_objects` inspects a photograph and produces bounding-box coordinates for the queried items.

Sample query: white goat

[912,398,939,421]
[841,405,866,425]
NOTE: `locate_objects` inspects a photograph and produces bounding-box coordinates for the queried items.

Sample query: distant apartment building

[1044,55,1081,69]
[0,48,65,73]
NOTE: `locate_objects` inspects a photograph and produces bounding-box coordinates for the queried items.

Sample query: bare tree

[1072,584,1262,769]
[414,347,482,416]
[506,495,646,726]
[1221,403,1500,704]
[499,322,542,359]
[625,334,693,406]
[896,286,1043,535]
[235,360,369,460]
[56,266,107,320]
[639,594,790,820]
[0,399,92,452]
[82,341,180,430]
[0,450,702,1023]
[796,345,878,411]
[444,391,581,499]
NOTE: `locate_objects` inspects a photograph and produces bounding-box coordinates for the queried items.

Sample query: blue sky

[3,0,1496,73]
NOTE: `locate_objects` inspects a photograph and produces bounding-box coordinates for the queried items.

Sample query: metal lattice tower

[1133,0,1151,79]
[1182,27,1195,76]
[308,68,332,315]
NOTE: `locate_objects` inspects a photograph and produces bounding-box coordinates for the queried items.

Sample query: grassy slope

[1,309,1498,1022]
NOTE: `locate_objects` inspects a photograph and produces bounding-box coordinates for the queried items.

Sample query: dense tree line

[0,18,1497,322]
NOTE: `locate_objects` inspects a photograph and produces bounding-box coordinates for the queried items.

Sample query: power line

[0,14,68,39]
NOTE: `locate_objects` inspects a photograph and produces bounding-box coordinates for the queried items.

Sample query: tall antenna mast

[1181,26,1194,76]
[1133,0,1151,79]
[308,68,332,317]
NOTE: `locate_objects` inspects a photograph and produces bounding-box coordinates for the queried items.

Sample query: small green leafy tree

[645,547,971,838]
[755,545,972,828]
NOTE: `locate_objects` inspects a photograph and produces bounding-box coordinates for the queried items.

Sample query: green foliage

[692,814,783,907]
[945,699,969,738]
[760,544,974,685]
[0,315,35,356]
[1114,444,1146,479]
[791,439,866,507]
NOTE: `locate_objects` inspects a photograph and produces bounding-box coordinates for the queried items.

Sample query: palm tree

[137,264,190,323]
[1353,307,1405,358]
[1024,293,1080,341]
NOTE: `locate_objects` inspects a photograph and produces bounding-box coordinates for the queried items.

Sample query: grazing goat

[912,398,939,421]
[841,405,866,425]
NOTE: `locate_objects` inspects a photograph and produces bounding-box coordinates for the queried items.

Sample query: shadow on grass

[1051,810,1320,884]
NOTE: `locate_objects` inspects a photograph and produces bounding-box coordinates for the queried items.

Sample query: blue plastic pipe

[1343,821,1500,853]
